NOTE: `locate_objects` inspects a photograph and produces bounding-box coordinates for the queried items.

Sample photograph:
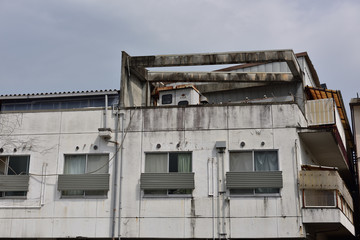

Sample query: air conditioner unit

[158,85,201,106]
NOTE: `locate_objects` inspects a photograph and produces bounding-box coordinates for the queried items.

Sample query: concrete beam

[129,49,296,65]
[147,71,295,83]
[129,66,148,82]
[284,51,302,80]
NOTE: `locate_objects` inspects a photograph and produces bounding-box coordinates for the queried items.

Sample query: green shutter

[226,171,283,189]
[0,175,29,191]
[58,174,110,191]
[140,173,195,189]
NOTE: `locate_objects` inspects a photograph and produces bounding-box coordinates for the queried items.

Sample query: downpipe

[111,110,120,239]
[117,112,125,240]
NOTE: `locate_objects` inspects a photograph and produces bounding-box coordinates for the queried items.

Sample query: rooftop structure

[0,50,357,240]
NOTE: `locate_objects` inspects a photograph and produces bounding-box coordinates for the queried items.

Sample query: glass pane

[230,189,254,195]
[90,98,105,107]
[14,103,29,111]
[304,190,335,207]
[8,156,29,175]
[5,191,26,197]
[169,153,192,173]
[87,154,109,174]
[145,153,167,173]
[255,188,279,194]
[162,94,173,104]
[0,157,7,175]
[85,190,107,196]
[168,189,192,194]
[144,190,167,195]
[64,155,86,174]
[230,152,252,171]
[254,151,278,171]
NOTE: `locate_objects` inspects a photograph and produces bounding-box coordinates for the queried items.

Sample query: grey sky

[0,0,359,113]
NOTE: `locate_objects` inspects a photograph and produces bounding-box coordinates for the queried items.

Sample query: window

[229,151,280,195]
[61,154,109,197]
[161,94,173,105]
[0,156,30,197]
[304,190,336,207]
[144,152,192,195]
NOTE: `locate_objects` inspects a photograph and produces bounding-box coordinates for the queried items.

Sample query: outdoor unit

[158,85,201,106]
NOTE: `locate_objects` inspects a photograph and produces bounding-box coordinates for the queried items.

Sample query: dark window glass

[0,156,30,198]
[162,94,173,104]
[8,156,29,175]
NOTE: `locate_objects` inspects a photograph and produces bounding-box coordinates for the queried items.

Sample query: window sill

[143,194,192,198]
[60,195,108,199]
[229,193,281,198]
[0,196,27,200]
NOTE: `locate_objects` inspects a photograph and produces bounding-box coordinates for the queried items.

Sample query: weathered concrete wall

[119,103,307,239]
[0,103,308,239]
[0,109,116,238]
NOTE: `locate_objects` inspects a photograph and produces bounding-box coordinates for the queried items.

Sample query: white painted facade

[0,101,355,239]
[0,51,356,240]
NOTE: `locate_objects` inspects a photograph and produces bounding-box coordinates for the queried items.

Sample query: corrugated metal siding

[306,98,335,126]
[226,171,283,189]
[140,173,195,189]
[0,175,29,191]
[58,174,110,191]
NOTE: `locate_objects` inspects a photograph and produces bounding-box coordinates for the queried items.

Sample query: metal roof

[0,89,119,100]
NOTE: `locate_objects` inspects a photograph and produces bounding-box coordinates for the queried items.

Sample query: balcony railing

[299,169,353,223]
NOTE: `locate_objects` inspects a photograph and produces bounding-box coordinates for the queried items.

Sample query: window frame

[0,155,30,198]
[143,151,193,197]
[229,150,281,197]
[61,153,109,199]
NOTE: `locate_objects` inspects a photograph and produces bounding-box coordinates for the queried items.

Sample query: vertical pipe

[111,111,120,238]
[209,157,215,240]
[217,153,221,240]
[104,94,108,129]
[118,113,125,240]
[221,153,226,237]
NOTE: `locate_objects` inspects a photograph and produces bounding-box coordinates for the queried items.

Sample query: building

[0,50,357,240]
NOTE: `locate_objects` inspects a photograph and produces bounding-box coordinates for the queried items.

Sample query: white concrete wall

[119,103,307,239]
[0,109,116,238]
[0,103,308,239]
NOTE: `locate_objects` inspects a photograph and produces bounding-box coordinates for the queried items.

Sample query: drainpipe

[111,110,120,239]
[209,157,215,240]
[220,153,226,238]
[118,112,125,240]
[104,95,108,129]
[215,141,226,239]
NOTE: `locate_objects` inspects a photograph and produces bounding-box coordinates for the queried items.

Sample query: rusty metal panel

[0,175,29,191]
[226,171,283,189]
[305,99,335,125]
[140,173,195,189]
[58,174,110,191]
[299,170,353,210]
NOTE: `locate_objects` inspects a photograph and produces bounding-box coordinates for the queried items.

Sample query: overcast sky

[0,0,359,113]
